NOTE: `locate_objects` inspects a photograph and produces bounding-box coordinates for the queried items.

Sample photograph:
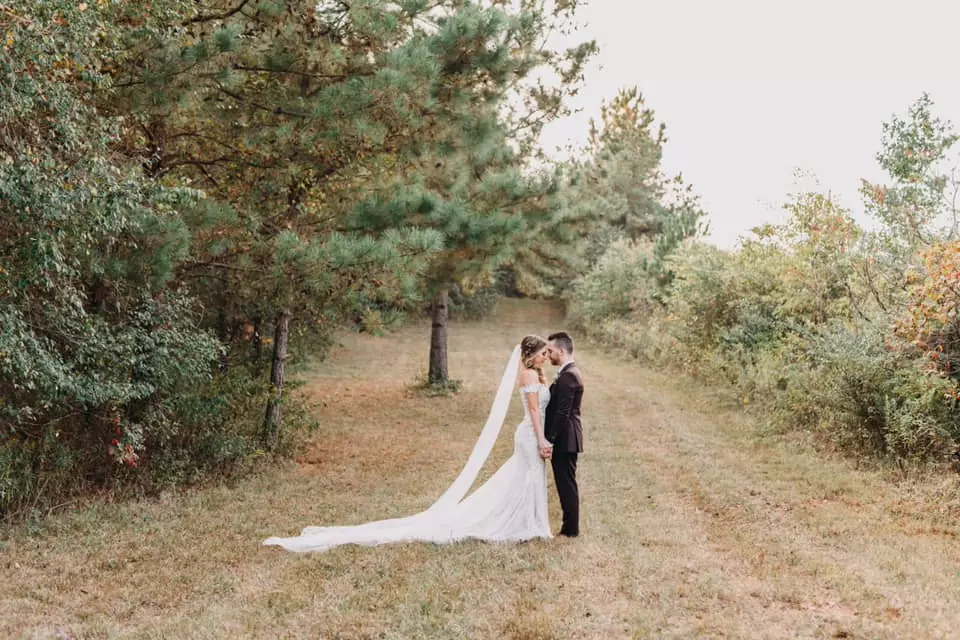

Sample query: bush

[0,344,322,518]
[566,232,960,464]
[0,3,304,518]
[895,241,960,382]
[563,97,960,467]
[768,322,960,460]
[631,241,791,385]
[567,239,659,328]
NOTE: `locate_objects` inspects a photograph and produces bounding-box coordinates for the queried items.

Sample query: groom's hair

[548,331,574,355]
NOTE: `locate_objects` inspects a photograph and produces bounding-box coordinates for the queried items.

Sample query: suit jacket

[544,363,584,453]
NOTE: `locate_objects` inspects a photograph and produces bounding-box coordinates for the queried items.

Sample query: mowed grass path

[5,299,960,638]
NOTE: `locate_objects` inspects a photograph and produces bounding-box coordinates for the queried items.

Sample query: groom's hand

[539,443,553,459]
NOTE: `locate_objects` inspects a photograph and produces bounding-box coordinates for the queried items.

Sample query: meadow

[3,300,960,638]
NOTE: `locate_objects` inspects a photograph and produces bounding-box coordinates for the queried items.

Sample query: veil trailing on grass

[263,345,523,552]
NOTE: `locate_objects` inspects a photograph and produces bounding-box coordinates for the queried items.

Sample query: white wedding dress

[263,346,552,552]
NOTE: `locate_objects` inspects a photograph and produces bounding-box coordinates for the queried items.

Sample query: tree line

[1,0,708,518]
[569,93,960,467]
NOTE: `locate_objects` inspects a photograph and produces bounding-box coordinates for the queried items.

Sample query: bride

[263,335,554,552]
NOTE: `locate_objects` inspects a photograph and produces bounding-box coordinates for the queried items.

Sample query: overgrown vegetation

[568,93,960,465]
[0,0,596,518]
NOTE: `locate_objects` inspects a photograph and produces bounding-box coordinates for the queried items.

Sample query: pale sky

[540,0,960,248]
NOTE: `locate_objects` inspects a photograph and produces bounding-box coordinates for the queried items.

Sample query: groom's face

[546,342,564,366]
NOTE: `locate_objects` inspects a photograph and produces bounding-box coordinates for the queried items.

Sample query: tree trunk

[251,315,264,376]
[216,306,230,372]
[263,310,291,451]
[428,290,449,386]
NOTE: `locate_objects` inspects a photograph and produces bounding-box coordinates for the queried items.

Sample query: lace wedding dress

[263,345,552,553]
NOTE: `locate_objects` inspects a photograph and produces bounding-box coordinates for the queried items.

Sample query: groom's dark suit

[544,362,583,537]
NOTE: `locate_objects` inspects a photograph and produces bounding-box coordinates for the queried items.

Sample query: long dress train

[262,345,552,552]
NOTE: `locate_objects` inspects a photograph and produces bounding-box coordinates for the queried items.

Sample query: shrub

[567,239,659,328]
[769,321,960,460]
[0,2,297,518]
[895,241,960,382]
[658,241,789,371]
[563,96,960,466]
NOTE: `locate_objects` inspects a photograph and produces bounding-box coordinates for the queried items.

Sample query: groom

[542,331,584,538]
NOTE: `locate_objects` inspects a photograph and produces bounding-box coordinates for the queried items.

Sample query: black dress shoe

[558,530,579,538]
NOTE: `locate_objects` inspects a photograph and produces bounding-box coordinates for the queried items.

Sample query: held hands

[538,439,553,460]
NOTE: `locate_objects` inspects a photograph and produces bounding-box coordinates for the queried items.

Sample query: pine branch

[215,84,311,119]
[165,130,250,156]
[112,59,203,89]
[497,191,548,214]
[162,156,231,170]
[164,156,274,171]
[197,164,221,190]
[180,246,434,284]
[231,64,369,81]
[182,0,251,26]
[183,260,257,273]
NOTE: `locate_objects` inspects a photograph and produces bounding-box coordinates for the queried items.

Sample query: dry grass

[4,299,960,638]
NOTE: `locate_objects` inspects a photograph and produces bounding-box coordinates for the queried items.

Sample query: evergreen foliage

[0,0,594,516]
[553,88,707,304]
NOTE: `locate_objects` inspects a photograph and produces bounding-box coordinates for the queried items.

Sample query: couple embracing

[264,332,584,552]
[520,332,583,539]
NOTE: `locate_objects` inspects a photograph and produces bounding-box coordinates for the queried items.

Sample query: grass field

[4,299,960,639]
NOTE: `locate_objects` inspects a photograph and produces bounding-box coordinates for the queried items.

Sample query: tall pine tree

[344,0,596,386]
[104,0,527,442]
[566,88,706,291]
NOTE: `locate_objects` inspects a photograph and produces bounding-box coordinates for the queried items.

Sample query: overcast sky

[539,0,960,248]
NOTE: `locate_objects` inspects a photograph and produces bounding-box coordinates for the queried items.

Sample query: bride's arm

[519,369,548,447]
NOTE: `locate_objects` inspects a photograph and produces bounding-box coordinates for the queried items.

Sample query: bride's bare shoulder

[518,367,539,387]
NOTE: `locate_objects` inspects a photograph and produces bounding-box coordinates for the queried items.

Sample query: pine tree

[103,0,593,412]
[104,0,504,443]
[343,0,596,387]
[566,88,706,293]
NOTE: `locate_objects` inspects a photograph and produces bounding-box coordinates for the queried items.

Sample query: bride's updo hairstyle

[520,335,547,385]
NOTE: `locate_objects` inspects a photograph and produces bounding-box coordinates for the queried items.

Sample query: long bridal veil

[263,345,522,552]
